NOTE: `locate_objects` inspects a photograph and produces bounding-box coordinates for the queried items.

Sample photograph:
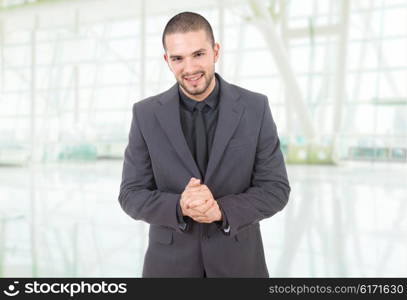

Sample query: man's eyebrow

[169,49,207,59]
[169,54,182,59]
[192,49,206,54]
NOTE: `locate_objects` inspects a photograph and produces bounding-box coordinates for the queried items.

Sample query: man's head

[162,12,220,101]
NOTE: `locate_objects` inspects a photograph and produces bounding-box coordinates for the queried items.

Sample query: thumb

[187,177,200,187]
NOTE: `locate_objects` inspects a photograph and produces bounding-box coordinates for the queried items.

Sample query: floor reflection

[0,161,406,277]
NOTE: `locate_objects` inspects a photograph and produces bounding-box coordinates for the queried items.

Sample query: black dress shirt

[176,78,229,234]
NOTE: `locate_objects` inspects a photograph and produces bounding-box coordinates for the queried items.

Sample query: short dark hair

[162,12,215,50]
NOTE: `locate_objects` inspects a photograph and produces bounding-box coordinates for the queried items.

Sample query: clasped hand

[180,177,222,223]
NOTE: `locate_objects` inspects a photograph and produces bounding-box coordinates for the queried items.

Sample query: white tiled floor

[0,160,406,277]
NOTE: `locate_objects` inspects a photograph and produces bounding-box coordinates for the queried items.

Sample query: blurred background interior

[0,0,406,277]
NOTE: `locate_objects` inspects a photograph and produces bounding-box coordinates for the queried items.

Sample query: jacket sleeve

[216,96,291,237]
[118,103,183,232]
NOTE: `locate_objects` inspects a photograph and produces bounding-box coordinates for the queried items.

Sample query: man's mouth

[183,73,204,84]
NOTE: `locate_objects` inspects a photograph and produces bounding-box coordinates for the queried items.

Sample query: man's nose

[183,57,198,74]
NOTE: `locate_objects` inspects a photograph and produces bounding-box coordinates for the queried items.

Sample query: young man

[119,12,290,277]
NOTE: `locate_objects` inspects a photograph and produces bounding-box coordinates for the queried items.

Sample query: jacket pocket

[149,225,173,245]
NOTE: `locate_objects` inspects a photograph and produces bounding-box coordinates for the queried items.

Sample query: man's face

[164,30,220,100]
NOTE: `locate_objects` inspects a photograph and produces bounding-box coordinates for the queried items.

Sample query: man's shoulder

[233,84,266,100]
[131,86,173,113]
[133,91,163,109]
[227,82,267,109]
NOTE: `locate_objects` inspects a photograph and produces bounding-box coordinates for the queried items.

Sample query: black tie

[194,102,208,177]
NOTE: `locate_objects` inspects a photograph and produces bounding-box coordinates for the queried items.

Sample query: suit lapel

[205,75,244,183]
[154,84,201,179]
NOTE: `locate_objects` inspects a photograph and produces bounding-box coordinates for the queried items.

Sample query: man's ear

[163,53,172,71]
[213,43,220,63]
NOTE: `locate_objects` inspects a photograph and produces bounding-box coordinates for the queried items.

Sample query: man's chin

[179,83,206,96]
[184,88,206,96]
[178,75,213,97]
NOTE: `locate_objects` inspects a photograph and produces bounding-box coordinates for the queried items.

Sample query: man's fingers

[186,177,200,188]
[193,200,214,214]
[193,216,211,223]
[190,213,204,219]
[185,185,205,193]
[188,200,205,209]
[191,195,214,206]
[187,208,205,219]
[184,191,212,206]
[183,189,211,202]
[188,198,210,208]
[189,184,209,191]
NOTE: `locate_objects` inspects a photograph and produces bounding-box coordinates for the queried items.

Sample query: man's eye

[172,57,182,62]
[195,52,204,57]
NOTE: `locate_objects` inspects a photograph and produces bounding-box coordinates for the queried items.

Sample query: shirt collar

[178,77,219,112]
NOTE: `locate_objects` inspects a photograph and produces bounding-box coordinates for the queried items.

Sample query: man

[118,11,290,277]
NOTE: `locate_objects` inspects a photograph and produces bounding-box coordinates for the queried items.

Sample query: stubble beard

[178,71,215,97]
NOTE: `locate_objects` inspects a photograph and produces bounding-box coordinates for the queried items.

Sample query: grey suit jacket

[118,73,290,277]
